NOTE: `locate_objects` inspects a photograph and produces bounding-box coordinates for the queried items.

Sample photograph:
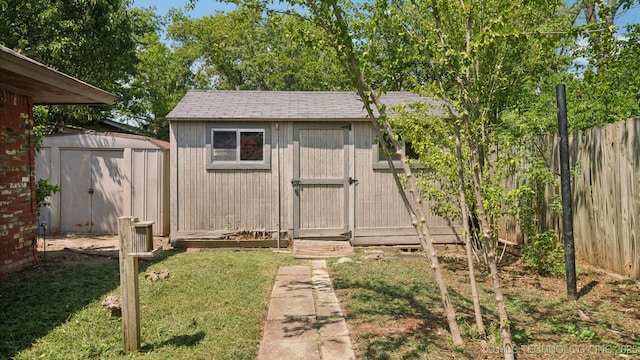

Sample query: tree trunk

[454,125,485,336]
[485,237,515,359]
[463,117,514,360]
[303,0,464,346]
[355,71,465,348]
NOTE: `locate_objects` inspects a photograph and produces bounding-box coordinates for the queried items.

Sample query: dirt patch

[333,247,640,359]
[35,233,170,266]
[357,318,428,338]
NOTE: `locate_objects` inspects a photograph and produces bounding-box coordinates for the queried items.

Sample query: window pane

[213,130,237,161]
[405,143,418,159]
[378,134,401,162]
[240,131,264,161]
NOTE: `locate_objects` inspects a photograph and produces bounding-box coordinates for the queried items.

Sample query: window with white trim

[206,126,270,169]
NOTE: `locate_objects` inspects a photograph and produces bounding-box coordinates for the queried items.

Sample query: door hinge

[340,230,352,238]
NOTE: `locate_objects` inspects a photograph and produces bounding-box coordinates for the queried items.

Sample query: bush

[36,179,61,216]
[521,230,565,277]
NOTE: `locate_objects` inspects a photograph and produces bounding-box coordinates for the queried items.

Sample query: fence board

[517,119,640,279]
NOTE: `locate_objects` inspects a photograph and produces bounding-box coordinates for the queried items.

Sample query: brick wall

[0,89,37,276]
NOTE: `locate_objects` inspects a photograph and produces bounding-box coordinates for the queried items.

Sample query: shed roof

[44,132,170,150]
[167,90,446,121]
[0,45,116,105]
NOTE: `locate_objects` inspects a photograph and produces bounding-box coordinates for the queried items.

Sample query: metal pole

[556,84,578,300]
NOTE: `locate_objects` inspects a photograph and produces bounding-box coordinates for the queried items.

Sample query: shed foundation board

[353,235,462,246]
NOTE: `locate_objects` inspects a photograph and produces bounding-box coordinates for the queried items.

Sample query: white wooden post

[118,216,140,353]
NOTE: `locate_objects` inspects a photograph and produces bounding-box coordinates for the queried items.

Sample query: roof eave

[167,117,375,122]
[0,46,117,105]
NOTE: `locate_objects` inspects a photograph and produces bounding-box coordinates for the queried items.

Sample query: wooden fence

[501,118,640,280]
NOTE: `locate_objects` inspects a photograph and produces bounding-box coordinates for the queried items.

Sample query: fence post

[556,84,578,300]
[118,216,141,353]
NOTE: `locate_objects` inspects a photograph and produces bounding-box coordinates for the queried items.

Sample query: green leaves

[35,179,61,216]
[166,5,350,91]
[115,8,208,140]
[0,0,138,130]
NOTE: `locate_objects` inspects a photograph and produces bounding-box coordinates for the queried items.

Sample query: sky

[133,0,639,30]
[131,0,288,17]
[132,0,236,17]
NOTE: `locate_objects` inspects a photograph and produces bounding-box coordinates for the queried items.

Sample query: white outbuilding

[36,132,170,236]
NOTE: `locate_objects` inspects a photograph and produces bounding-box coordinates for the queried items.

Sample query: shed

[36,132,170,236]
[167,90,461,248]
[0,45,115,275]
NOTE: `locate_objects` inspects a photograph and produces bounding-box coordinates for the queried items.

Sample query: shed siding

[353,123,412,228]
[131,149,169,235]
[36,134,169,236]
[173,121,283,233]
[172,120,461,243]
[352,122,461,244]
[278,122,294,233]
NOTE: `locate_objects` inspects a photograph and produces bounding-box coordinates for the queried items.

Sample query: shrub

[36,179,61,216]
[521,230,565,277]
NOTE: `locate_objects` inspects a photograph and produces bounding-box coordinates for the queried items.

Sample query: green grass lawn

[4,246,639,360]
[0,249,297,360]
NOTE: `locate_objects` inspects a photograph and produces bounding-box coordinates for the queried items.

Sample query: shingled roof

[167,90,445,121]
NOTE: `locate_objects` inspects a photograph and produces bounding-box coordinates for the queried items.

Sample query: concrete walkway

[257,260,356,360]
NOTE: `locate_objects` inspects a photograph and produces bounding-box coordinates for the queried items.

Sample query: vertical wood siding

[172,120,459,242]
[299,128,345,230]
[131,149,169,235]
[278,122,294,232]
[352,123,460,233]
[353,123,411,228]
[173,121,280,232]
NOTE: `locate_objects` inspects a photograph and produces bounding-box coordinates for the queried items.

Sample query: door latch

[291,179,301,194]
[88,188,94,195]
[349,177,358,185]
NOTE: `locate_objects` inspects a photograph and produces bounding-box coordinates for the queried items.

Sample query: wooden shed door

[60,150,123,233]
[293,124,351,239]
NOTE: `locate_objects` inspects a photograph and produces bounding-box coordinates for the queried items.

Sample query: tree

[0,0,139,132]
[267,0,569,357]
[255,0,467,346]
[568,0,640,130]
[116,8,210,140]
[371,1,569,357]
[166,5,351,90]
[518,0,640,132]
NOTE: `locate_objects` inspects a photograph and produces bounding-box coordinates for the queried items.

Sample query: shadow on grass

[141,331,206,351]
[332,267,475,359]
[0,248,178,359]
[578,280,599,298]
